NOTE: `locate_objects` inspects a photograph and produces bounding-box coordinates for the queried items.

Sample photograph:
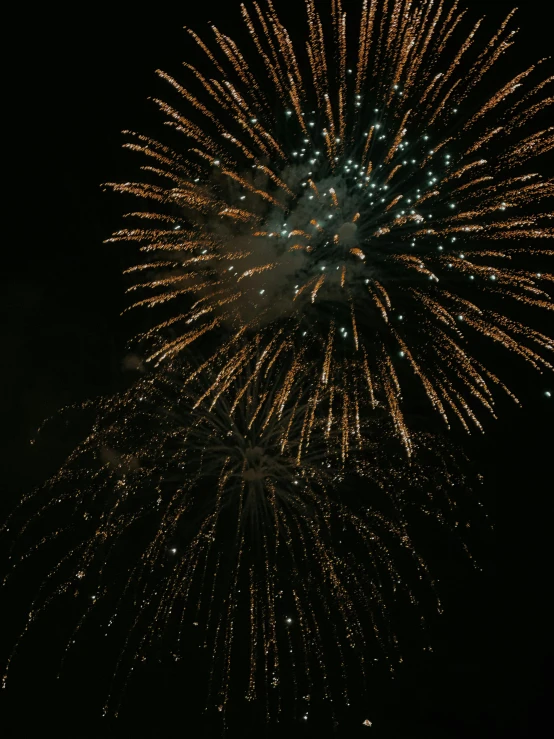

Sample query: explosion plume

[2,350,473,722]
[108,0,553,454]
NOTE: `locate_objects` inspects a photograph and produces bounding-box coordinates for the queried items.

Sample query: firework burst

[108,0,553,455]
[2,350,472,722]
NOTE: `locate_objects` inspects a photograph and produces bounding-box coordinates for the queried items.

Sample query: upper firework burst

[108,0,553,453]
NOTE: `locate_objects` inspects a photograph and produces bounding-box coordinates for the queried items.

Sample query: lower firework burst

[2,348,474,725]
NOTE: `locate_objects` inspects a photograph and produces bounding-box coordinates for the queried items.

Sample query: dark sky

[2,2,552,736]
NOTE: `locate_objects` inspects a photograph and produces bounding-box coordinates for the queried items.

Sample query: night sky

[2,2,552,736]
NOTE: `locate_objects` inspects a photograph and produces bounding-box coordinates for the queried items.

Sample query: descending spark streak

[107,0,553,452]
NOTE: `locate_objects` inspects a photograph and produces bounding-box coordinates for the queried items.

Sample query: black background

[2,1,552,736]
